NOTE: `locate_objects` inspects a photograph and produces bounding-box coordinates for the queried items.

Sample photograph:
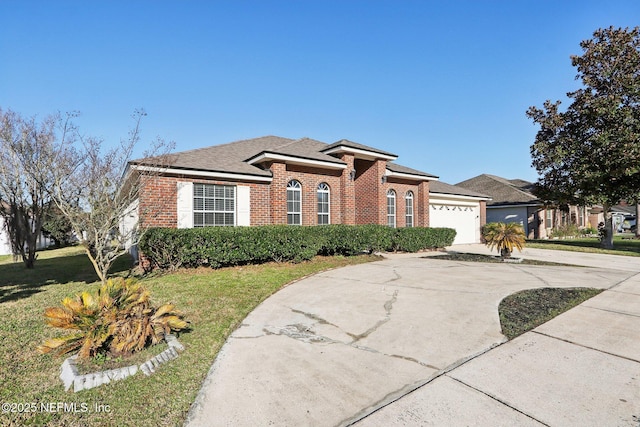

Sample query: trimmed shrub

[393,227,457,252]
[316,224,395,255]
[549,223,580,238]
[139,224,456,271]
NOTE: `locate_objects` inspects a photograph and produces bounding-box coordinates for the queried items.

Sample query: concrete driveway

[185,246,640,426]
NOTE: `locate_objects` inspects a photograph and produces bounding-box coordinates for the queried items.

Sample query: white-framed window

[287,180,302,225]
[387,189,396,228]
[317,182,330,225]
[546,209,553,228]
[405,191,414,228]
[193,183,235,227]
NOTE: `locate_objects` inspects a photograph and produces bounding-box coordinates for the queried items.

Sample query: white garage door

[429,203,480,244]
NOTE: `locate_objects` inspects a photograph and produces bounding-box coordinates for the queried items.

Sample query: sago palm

[481,222,526,258]
[38,277,188,359]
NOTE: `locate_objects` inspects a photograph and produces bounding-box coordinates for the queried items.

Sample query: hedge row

[139,225,456,270]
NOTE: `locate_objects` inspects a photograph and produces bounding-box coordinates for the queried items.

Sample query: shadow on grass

[0,252,134,304]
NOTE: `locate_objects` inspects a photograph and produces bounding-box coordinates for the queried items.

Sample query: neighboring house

[456,174,598,239]
[0,213,54,256]
[611,203,637,232]
[0,216,11,255]
[128,136,489,244]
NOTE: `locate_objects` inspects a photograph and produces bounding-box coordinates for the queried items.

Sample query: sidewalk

[359,267,640,426]
[447,243,640,272]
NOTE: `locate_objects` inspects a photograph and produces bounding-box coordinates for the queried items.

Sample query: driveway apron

[185,252,637,426]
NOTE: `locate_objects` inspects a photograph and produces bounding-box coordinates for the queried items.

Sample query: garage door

[429,203,480,244]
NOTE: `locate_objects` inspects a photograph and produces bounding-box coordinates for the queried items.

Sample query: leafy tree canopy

[527,26,640,248]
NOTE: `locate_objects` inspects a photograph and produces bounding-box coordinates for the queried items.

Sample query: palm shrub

[38,277,188,359]
[481,222,526,258]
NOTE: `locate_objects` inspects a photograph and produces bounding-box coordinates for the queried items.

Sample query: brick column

[354,160,378,224]
[375,160,388,225]
[416,181,430,227]
[339,154,356,225]
[268,162,287,224]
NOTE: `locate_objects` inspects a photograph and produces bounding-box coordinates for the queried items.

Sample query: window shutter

[237,185,251,226]
[177,182,194,228]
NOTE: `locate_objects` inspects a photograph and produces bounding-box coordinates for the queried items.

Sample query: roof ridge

[484,174,537,199]
[267,137,305,151]
[166,135,296,157]
[272,137,328,151]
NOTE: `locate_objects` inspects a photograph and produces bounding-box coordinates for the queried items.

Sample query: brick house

[129,136,489,244]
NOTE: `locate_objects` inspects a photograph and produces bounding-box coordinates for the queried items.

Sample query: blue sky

[1,1,639,184]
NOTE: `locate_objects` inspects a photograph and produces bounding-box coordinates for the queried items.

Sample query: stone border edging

[60,334,185,392]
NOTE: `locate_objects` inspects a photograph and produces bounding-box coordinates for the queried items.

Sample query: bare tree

[0,109,62,268]
[50,110,173,283]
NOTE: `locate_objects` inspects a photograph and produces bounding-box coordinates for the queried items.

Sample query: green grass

[499,287,603,339]
[0,247,377,426]
[527,236,640,257]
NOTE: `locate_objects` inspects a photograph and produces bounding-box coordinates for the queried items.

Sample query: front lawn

[527,236,640,257]
[0,247,376,426]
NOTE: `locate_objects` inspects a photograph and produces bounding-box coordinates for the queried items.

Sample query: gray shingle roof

[323,139,397,158]
[251,137,347,166]
[429,180,491,199]
[387,162,439,179]
[612,204,636,215]
[456,174,540,206]
[132,136,293,177]
[132,136,437,179]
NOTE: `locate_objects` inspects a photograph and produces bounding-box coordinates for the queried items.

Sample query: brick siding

[139,173,270,228]
[354,159,382,224]
[382,177,428,228]
[140,157,433,229]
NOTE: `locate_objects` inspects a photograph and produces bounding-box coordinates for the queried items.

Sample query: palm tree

[482,222,525,259]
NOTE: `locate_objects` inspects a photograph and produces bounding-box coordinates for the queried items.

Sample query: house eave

[487,202,543,209]
[322,146,398,161]
[130,165,274,182]
[384,169,438,182]
[429,192,491,202]
[246,152,347,170]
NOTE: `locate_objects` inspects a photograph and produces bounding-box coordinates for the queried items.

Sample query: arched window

[287,180,302,225]
[387,190,396,228]
[317,183,330,225]
[405,191,414,228]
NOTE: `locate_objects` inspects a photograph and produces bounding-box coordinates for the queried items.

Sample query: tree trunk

[601,205,614,249]
[84,245,106,284]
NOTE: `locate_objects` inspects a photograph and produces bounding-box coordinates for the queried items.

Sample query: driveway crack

[264,324,339,344]
[291,308,341,328]
[350,290,398,343]
[510,265,551,286]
